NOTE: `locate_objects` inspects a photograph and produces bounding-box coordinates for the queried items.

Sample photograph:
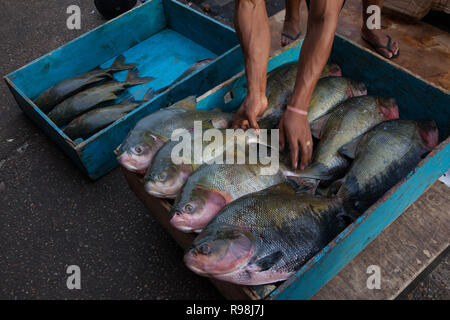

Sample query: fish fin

[110,55,137,71]
[310,113,331,139]
[144,87,168,101]
[125,69,155,86]
[174,95,197,110]
[316,178,344,197]
[286,177,319,194]
[261,182,297,195]
[338,135,364,159]
[255,251,283,272]
[286,162,334,180]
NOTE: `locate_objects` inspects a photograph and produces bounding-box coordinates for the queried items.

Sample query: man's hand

[232,94,268,131]
[279,110,313,170]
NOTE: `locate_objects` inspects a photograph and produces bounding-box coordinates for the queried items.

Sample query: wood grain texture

[312,180,449,300]
[270,0,450,90]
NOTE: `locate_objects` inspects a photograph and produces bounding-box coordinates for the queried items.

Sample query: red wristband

[286,105,308,116]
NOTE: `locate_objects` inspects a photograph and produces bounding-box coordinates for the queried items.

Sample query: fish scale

[185,189,348,285]
[294,96,398,180]
[337,120,438,214]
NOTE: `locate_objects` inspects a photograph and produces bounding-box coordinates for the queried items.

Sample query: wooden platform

[269,0,450,90]
[268,1,449,299]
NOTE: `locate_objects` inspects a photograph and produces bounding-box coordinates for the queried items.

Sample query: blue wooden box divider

[195,35,449,299]
[4,0,243,179]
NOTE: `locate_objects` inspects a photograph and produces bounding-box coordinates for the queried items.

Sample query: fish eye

[184,204,193,213]
[198,243,211,255]
[134,146,143,154]
[157,172,167,181]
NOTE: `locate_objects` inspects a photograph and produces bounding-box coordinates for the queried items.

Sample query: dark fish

[184,183,348,285]
[259,62,344,129]
[144,129,262,198]
[293,96,399,181]
[34,55,136,113]
[146,58,216,99]
[64,100,139,140]
[169,154,297,233]
[336,120,439,215]
[48,69,154,126]
[64,89,154,140]
[115,96,234,174]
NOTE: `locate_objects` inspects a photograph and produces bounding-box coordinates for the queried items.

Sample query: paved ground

[0,0,447,299]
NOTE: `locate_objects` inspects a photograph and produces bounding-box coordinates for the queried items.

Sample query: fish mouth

[117,152,150,175]
[184,235,254,276]
[145,188,178,199]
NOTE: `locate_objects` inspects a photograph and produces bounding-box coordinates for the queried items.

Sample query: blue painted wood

[163,0,238,55]
[4,0,243,179]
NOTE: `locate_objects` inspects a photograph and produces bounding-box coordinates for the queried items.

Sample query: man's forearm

[234,0,270,97]
[289,0,344,111]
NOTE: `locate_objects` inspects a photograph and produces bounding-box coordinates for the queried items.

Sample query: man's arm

[232,0,271,131]
[280,0,344,169]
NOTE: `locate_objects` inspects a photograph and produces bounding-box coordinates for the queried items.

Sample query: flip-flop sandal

[364,35,400,59]
[281,32,302,42]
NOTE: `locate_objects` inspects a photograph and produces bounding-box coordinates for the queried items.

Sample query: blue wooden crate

[195,35,449,299]
[4,0,243,179]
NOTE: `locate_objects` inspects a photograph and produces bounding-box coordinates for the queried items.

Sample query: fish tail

[143,87,167,101]
[125,69,155,86]
[110,55,137,71]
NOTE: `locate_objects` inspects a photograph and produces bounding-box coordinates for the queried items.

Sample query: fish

[34,55,137,113]
[146,58,216,99]
[64,99,142,140]
[307,77,367,124]
[115,96,234,174]
[169,153,295,233]
[48,69,154,126]
[336,119,439,215]
[64,89,154,140]
[292,96,399,181]
[259,62,343,129]
[184,183,348,285]
[144,129,264,198]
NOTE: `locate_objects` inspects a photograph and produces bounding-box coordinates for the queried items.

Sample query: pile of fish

[33,55,215,142]
[117,62,439,286]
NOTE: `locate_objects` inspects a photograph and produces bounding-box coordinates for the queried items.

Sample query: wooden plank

[312,180,450,300]
[269,0,450,90]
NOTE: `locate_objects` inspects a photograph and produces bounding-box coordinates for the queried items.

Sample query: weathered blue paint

[4,0,241,179]
[195,34,449,300]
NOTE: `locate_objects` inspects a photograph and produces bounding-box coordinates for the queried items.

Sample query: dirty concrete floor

[0,0,447,299]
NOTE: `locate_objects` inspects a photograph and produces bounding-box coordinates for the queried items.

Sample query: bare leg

[361,0,399,58]
[281,0,302,47]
